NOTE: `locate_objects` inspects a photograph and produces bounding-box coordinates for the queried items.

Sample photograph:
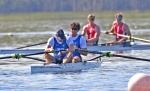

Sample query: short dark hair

[70,22,80,30]
[57,29,65,39]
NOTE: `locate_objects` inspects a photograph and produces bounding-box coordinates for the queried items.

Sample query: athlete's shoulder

[95,24,100,28]
[65,34,71,38]
[113,21,117,24]
[83,24,88,29]
[80,35,86,40]
[48,36,55,41]
[121,22,128,27]
[123,22,127,25]
[65,35,73,41]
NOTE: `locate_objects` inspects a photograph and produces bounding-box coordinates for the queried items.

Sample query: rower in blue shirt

[44,29,74,64]
[69,22,88,63]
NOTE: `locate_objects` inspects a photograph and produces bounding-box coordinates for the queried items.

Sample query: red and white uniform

[86,24,97,39]
[113,21,125,39]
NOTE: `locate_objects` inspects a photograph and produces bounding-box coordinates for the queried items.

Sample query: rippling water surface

[0,19,150,91]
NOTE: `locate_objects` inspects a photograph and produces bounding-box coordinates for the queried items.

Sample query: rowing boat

[31,61,100,74]
[0,49,43,55]
[88,42,150,51]
[0,42,150,54]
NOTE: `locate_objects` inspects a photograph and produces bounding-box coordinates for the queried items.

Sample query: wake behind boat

[31,61,101,74]
[1,41,150,54]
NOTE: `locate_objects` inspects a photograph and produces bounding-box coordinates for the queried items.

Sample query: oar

[0,50,66,60]
[16,41,47,49]
[24,56,45,62]
[98,43,111,46]
[15,41,47,61]
[0,51,49,59]
[117,34,150,43]
[78,50,150,62]
[86,55,102,61]
[104,32,150,43]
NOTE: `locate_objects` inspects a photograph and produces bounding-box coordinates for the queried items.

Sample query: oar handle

[117,34,150,43]
[103,31,150,43]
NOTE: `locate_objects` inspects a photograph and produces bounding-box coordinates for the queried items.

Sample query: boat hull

[0,42,150,54]
[31,61,100,74]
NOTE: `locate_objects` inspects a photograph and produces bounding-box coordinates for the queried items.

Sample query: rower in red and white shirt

[82,14,100,46]
[105,13,131,45]
[113,20,126,40]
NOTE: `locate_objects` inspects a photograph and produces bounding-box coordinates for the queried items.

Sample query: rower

[104,13,132,46]
[82,14,101,46]
[68,22,88,63]
[44,29,74,65]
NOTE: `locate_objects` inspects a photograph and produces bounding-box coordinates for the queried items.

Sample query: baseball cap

[57,29,65,40]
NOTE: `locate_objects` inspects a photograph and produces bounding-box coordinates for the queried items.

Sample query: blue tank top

[53,37,68,61]
[72,35,81,58]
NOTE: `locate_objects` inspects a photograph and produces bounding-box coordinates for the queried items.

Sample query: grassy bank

[0,11,150,21]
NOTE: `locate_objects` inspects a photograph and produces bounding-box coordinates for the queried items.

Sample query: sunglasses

[72,28,78,31]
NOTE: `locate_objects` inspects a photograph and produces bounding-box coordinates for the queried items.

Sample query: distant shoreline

[0,11,150,21]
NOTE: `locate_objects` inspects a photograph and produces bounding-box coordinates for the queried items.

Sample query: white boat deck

[31,61,100,74]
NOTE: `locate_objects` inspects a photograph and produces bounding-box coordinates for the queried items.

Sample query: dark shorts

[122,41,131,47]
[116,38,131,47]
[93,40,99,46]
[52,58,63,64]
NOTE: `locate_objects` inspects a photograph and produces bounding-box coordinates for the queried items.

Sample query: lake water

[0,19,150,91]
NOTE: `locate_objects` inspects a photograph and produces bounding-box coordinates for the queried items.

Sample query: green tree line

[0,0,150,13]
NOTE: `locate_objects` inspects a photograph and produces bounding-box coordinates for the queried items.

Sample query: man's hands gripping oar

[78,49,150,62]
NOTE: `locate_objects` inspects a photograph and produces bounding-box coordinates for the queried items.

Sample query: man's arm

[45,46,55,53]
[45,37,55,53]
[68,44,75,52]
[81,25,87,36]
[105,23,114,34]
[79,36,88,56]
[124,24,131,36]
[65,36,75,53]
[78,48,88,56]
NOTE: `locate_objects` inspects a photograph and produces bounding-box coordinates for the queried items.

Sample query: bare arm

[110,25,114,33]
[68,44,75,52]
[44,37,55,52]
[124,24,131,36]
[81,25,87,36]
[79,48,88,56]
[105,23,114,34]
[45,45,55,53]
